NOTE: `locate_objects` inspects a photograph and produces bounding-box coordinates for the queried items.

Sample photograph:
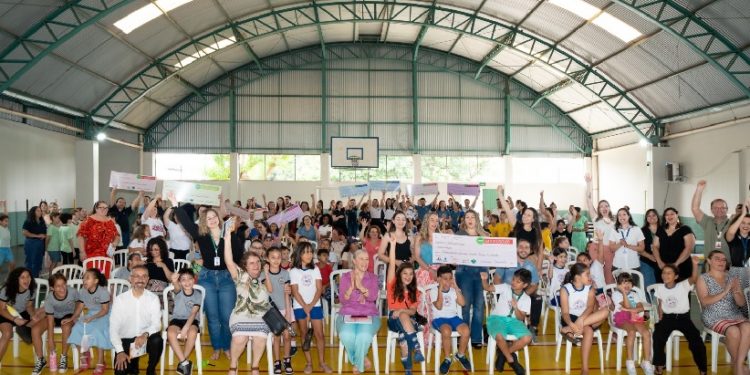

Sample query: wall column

[229,152,239,201]
[321,153,331,187]
[75,140,99,206]
[413,154,422,184]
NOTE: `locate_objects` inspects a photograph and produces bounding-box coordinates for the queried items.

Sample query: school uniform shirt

[78,285,110,311]
[589,260,606,289]
[261,269,291,310]
[562,283,591,316]
[611,289,644,317]
[44,287,78,318]
[172,289,203,320]
[0,225,11,248]
[59,225,75,253]
[490,284,531,317]
[0,286,33,313]
[47,225,62,251]
[289,267,322,309]
[608,226,645,270]
[429,287,461,319]
[548,265,569,296]
[654,280,691,314]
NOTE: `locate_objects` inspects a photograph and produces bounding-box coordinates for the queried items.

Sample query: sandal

[252,366,261,375]
[320,363,333,373]
[284,357,294,374]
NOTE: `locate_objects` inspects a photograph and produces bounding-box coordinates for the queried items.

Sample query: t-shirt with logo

[429,287,461,319]
[172,289,203,320]
[77,285,110,313]
[489,284,531,318]
[261,269,291,310]
[654,280,691,314]
[289,267,322,309]
[611,289,644,317]
[44,287,78,318]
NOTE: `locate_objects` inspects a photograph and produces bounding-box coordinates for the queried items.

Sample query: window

[330,156,414,182]
[421,156,503,183]
[239,154,321,181]
[512,157,585,183]
[154,153,230,180]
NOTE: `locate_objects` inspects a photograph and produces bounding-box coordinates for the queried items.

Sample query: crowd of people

[0,176,749,375]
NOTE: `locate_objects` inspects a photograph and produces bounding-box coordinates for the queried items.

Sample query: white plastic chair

[384,328,427,374]
[487,334,530,375]
[329,269,351,344]
[697,289,731,373]
[108,279,131,297]
[337,332,380,374]
[553,293,605,373]
[67,279,83,290]
[83,256,113,277]
[52,264,84,280]
[172,259,191,272]
[421,282,475,374]
[245,334,274,374]
[612,269,646,295]
[647,284,685,372]
[160,284,206,375]
[112,249,128,268]
[603,284,651,370]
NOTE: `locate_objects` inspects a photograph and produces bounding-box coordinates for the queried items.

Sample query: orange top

[387,279,421,310]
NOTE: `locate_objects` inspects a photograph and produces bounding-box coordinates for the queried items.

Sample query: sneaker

[413,348,425,363]
[32,357,47,375]
[641,360,655,375]
[290,344,298,356]
[626,360,637,375]
[80,352,91,370]
[92,363,105,375]
[177,360,193,375]
[302,328,313,351]
[495,352,506,372]
[274,360,282,375]
[283,357,294,375]
[509,353,525,375]
[456,353,472,372]
[439,358,452,374]
[471,342,483,349]
[528,326,538,344]
[59,355,68,373]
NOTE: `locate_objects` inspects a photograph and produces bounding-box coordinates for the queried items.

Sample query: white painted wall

[596,144,650,214]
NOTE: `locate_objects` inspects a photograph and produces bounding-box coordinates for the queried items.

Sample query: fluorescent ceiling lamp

[114,0,193,34]
[175,36,236,68]
[548,0,642,43]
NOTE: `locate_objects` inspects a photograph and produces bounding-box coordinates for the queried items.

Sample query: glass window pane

[154,153,230,180]
[474,157,504,182]
[386,156,414,182]
[295,155,321,181]
[557,158,585,183]
[239,154,265,180]
[367,156,388,181]
[421,156,448,182]
[266,155,295,181]
[513,157,555,183]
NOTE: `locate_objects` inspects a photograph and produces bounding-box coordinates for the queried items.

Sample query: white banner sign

[162,180,222,206]
[369,180,401,192]
[108,171,157,192]
[407,183,439,196]
[432,233,517,268]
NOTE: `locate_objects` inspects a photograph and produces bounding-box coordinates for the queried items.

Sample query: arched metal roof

[0,0,748,146]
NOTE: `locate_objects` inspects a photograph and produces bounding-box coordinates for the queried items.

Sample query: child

[553,235,571,251]
[112,252,144,280]
[290,242,331,373]
[128,224,150,256]
[481,269,533,375]
[548,247,570,306]
[0,201,15,273]
[317,248,333,312]
[585,242,606,293]
[559,263,609,375]
[59,213,76,265]
[167,268,202,375]
[652,257,706,375]
[430,265,471,374]
[262,247,294,375]
[0,267,39,368]
[280,246,292,270]
[611,272,654,375]
[31,272,77,373]
[386,235,424,375]
[67,268,112,374]
[46,212,63,273]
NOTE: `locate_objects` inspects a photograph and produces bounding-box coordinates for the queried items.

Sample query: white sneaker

[641,360,655,375]
[625,360,637,375]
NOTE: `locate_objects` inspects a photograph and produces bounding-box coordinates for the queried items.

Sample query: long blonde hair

[198,208,223,236]
[420,212,439,242]
[459,209,488,236]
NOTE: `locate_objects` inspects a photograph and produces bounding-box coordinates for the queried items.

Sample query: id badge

[214,256,221,267]
[714,241,722,250]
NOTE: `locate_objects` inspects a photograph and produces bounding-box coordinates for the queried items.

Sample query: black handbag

[263,299,291,336]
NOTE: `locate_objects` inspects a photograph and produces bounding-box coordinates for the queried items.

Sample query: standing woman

[454,209,489,348]
[141,195,166,240]
[369,192,386,233]
[414,212,440,282]
[724,198,750,267]
[377,212,412,265]
[222,218,272,375]
[605,208,645,274]
[641,209,662,284]
[654,208,696,280]
[585,174,616,283]
[164,206,192,260]
[567,206,588,253]
[77,201,119,263]
[22,206,47,278]
[169,193,244,361]
[359,219,381,273]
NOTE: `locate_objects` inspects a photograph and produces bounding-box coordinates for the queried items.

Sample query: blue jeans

[24,238,45,278]
[456,269,485,344]
[640,261,656,292]
[199,268,236,351]
[337,315,381,372]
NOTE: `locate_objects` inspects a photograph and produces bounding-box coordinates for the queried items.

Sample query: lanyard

[715,220,729,238]
[740,236,750,261]
[507,291,525,317]
[620,227,631,242]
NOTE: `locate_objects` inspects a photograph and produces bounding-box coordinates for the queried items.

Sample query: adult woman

[145,237,174,290]
[337,250,380,374]
[164,206,192,260]
[77,201,119,261]
[414,212,439,283]
[297,215,317,242]
[223,218,271,375]
[507,205,543,271]
[605,208,645,273]
[359,219,381,273]
[654,208,695,280]
[454,209,488,348]
[141,196,166,240]
[383,197,397,226]
[725,198,750,267]
[696,250,750,375]
[22,206,47,278]
[369,192,385,232]
[641,209,662,284]
[585,174,615,283]
[39,201,51,225]
[317,214,333,242]
[435,200,450,224]
[170,193,244,361]
[567,206,589,253]
[377,212,412,265]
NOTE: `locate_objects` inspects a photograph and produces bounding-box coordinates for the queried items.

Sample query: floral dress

[229,269,271,336]
[700,273,746,335]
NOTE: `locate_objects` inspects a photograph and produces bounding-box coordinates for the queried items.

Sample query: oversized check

[407,183,439,196]
[109,171,157,192]
[339,184,370,197]
[282,204,303,223]
[369,180,400,192]
[227,206,252,220]
[162,180,222,206]
[432,233,517,267]
[447,183,480,196]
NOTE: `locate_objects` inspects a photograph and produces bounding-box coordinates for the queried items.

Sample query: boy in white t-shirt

[0,201,14,273]
[430,265,471,374]
[481,268,532,375]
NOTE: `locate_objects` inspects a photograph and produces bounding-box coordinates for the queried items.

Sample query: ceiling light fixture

[548,0,642,43]
[175,36,236,68]
[114,0,194,34]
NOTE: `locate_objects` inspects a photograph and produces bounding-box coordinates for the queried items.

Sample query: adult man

[415,193,438,221]
[109,188,143,248]
[110,265,163,375]
[494,239,541,340]
[692,180,730,258]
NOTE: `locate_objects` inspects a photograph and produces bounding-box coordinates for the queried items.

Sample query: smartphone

[222,217,235,238]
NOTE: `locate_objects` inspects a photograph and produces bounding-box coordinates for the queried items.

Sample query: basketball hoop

[348,156,361,168]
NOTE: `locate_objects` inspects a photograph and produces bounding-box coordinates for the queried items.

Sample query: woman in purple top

[337,249,380,374]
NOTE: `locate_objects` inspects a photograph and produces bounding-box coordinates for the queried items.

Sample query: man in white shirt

[110,265,163,375]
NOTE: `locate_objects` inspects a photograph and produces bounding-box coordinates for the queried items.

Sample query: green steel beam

[157,66,206,102]
[531,71,587,108]
[229,77,236,152]
[413,0,436,59]
[412,59,419,154]
[475,32,515,79]
[94,1,655,139]
[313,0,327,152]
[503,81,510,155]
[231,25,264,73]
[145,43,592,155]
[612,0,750,98]
[0,0,134,93]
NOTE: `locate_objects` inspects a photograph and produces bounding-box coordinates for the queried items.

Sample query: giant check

[162,180,222,206]
[432,233,517,268]
[407,183,439,196]
[109,171,157,192]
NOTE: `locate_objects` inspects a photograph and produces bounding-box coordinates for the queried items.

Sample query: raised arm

[688,255,700,285]
[584,173,598,219]
[223,217,240,280]
[430,193,439,208]
[357,193,366,207]
[691,180,707,223]
[168,192,199,239]
[216,193,227,219]
[163,206,173,225]
[725,197,749,242]
[142,194,160,221]
[386,234,397,284]
[377,232,391,263]
[131,191,144,211]
[498,185,516,227]
[109,188,117,206]
[0,200,6,216]
[470,194,478,209]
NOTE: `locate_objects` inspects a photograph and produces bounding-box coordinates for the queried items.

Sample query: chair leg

[467,338,474,373]
[372,336,380,375]
[605,331,612,362]
[196,336,203,375]
[565,341,572,374]
[385,333,392,374]
[524,345,531,375]
[329,308,336,345]
[542,306,549,335]
[555,330,563,362]
[418,333,427,375]
[12,329,19,358]
[711,333,718,373]
[266,336,274,375]
[616,333,623,371]
[433,335,440,375]
[597,333,604,373]
[673,335,680,360]
[338,341,344,374]
[665,336,673,372]
[160,334,166,375]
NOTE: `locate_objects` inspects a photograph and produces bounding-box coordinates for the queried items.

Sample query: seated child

[430,265,471,374]
[611,272,654,375]
[67,268,112,374]
[167,269,202,375]
[32,272,77,373]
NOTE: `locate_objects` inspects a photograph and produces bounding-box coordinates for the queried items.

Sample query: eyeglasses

[251,246,263,250]
[96,206,108,210]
